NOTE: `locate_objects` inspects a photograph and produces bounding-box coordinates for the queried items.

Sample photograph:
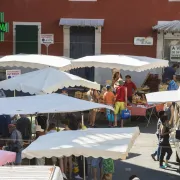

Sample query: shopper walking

[151,111,165,161]
[159,115,173,169]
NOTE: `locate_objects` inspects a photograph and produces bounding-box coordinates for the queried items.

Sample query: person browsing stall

[114,80,127,127]
[124,75,137,103]
[7,124,23,165]
[162,64,179,83]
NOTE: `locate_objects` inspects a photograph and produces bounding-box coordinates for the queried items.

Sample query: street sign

[6,70,21,79]
[170,45,180,61]
[0,12,9,41]
[40,34,54,45]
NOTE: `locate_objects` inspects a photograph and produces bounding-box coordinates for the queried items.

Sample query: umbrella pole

[83,156,86,180]
[46,113,50,132]
[81,112,84,126]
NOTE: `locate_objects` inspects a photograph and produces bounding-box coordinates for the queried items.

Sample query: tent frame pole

[83,156,86,180]
[81,112,84,126]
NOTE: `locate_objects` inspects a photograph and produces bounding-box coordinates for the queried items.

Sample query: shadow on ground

[113,160,180,180]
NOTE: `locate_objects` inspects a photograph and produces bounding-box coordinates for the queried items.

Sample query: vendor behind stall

[124,75,137,103]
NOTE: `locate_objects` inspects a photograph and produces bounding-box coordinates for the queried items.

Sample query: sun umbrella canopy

[22,127,140,160]
[0,150,16,166]
[0,67,100,94]
[146,90,180,104]
[0,54,71,71]
[0,93,113,115]
[69,55,168,72]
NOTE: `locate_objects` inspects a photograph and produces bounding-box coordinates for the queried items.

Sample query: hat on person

[62,87,68,91]
[36,125,44,132]
[129,175,140,180]
[106,85,111,88]
[8,124,16,128]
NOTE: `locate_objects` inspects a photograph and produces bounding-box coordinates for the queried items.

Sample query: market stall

[0,67,100,95]
[69,55,168,121]
[22,127,140,180]
[0,54,71,71]
[0,93,113,115]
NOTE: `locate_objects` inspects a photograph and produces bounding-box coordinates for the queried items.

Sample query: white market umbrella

[0,67,100,94]
[69,55,169,72]
[146,90,180,104]
[0,93,113,115]
[0,54,71,71]
[22,127,140,160]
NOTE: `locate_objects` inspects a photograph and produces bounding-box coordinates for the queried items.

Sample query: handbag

[121,109,131,119]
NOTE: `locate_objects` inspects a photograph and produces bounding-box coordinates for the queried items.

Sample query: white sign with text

[6,70,21,79]
[40,34,54,45]
[134,37,153,46]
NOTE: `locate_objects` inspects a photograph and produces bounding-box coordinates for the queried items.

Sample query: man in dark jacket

[16,115,31,140]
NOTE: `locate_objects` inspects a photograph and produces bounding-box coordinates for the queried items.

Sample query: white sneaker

[75,174,83,179]
[62,173,67,179]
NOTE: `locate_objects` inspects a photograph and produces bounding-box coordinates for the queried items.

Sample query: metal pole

[14,90,16,97]
[46,45,49,55]
[83,156,86,180]
[81,112,84,126]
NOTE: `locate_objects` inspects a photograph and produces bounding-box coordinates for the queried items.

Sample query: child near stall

[103,85,115,127]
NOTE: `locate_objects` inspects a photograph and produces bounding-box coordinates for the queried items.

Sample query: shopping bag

[121,109,131,119]
[106,109,121,122]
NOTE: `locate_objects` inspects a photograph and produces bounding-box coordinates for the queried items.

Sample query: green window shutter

[15,25,38,54]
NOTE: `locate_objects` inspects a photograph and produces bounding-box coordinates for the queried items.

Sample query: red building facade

[1,0,180,83]
[0,0,180,57]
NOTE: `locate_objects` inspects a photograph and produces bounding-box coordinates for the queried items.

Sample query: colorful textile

[102,158,114,174]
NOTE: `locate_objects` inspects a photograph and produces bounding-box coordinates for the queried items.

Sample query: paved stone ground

[111,121,180,180]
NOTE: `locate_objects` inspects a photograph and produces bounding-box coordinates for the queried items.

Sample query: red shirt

[124,81,136,97]
[115,86,126,102]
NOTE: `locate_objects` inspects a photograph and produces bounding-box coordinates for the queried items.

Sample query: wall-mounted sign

[170,45,180,61]
[6,70,21,79]
[40,34,54,45]
[0,12,9,41]
[134,37,153,46]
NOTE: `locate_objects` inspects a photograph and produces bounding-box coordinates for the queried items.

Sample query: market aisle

[113,122,180,180]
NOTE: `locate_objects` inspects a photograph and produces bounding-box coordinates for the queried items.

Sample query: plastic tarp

[0,150,16,166]
[0,67,100,94]
[22,127,140,160]
[146,90,180,103]
[0,166,63,180]
[69,55,169,72]
[0,93,113,115]
[0,54,71,71]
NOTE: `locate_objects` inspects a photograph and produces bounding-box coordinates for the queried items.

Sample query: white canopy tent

[22,127,140,160]
[69,55,169,72]
[146,90,180,103]
[0,67,100,94]
[0,93,113,115]
[0,54,71,71]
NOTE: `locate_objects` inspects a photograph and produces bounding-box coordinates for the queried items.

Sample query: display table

[128,104,158,127]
